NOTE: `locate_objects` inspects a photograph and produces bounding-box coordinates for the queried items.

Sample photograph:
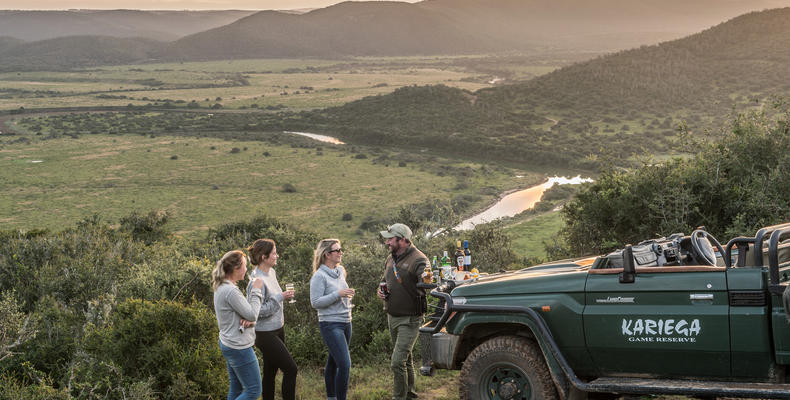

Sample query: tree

[558,101,790,256]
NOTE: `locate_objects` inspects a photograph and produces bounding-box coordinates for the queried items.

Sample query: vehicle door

[583,266,730,377]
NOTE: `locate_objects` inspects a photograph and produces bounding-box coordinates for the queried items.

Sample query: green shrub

[0,374,72,400]
[119,210,171,245]
[82,299,225,399]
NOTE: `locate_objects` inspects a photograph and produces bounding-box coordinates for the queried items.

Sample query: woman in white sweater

[212,250,264,400]
[246,238,297,400]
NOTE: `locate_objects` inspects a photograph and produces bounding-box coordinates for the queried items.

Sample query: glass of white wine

[285,283,296,304]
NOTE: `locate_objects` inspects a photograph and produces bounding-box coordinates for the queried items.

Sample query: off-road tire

[459,335,558,400]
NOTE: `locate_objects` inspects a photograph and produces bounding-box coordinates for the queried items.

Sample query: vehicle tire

[459,336,558,400]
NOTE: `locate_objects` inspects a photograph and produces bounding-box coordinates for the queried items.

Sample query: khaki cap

[380,223,412,240]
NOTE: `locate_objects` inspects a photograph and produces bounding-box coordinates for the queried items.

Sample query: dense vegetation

[0,208,521,399]
[555,99,790,256]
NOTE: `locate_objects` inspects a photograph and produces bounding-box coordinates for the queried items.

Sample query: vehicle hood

[451,261,590,297]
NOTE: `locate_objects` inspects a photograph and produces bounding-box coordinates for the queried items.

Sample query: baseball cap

[380,223,412,240]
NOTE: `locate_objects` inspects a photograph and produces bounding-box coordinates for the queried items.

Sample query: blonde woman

[246,238,297,400]
[212,250,264,400]
[309,239,354,400]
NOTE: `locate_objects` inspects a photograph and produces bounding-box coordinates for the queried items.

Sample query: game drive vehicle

[419,223,790,399]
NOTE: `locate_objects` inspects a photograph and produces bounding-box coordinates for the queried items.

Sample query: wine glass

[347,288,355,309]
[285,283,296,303]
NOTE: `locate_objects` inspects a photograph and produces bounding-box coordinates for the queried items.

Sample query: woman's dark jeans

[318,321,352,400]
[219,341,262,400]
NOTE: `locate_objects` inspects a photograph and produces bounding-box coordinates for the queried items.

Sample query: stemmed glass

[285,283,296,304]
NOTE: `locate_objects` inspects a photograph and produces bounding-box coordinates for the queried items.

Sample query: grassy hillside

[277,7,790,169]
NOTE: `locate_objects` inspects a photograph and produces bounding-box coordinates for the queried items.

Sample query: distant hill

[0,10,255,42]
[286,7,790,168]
[3,0,790,69]
[169,0,790,60]
[167,2,502,59]
[0,36,165,71]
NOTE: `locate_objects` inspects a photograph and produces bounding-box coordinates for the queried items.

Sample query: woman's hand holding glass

[284,283,296,303]
[338,288,355,309]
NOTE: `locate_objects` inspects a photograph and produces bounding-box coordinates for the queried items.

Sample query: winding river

[454,176,593,231]
[283,131,592,231]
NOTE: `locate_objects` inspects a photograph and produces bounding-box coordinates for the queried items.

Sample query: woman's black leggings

[254,327,298,400]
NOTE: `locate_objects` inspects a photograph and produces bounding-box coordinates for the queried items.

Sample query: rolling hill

[0,10,256,42]
[281,7,790,168]
[167,1,502,59]
[0,36,165,71]
[3,0,790,70]
[169,0,790,60]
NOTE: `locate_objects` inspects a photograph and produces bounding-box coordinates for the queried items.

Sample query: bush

[559,104,790,255]
[229,147,241,154]
[119,210,171,245]
[282,183,297,193]
[81,299,226,399]
[0,375,72,400]
[342,213,353,221]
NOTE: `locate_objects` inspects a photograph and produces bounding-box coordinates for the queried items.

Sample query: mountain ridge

[4,0,790,70]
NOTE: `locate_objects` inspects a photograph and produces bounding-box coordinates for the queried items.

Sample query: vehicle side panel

[727,268,774,378]
[584,270,730,377]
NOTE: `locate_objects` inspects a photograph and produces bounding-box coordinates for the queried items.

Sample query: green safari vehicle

[420,223,790,399]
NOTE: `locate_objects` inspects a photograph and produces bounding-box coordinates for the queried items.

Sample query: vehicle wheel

[460,336,558,400]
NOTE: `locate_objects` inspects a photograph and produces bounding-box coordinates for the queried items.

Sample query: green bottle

[440,251,452,280]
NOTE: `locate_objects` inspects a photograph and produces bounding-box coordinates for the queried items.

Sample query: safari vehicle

[419,223,790,400]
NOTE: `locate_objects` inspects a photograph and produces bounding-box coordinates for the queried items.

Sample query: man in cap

[377,223,429,400]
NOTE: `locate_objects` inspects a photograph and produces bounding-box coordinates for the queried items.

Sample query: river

[284,131,345,145]
[454,176,593,231]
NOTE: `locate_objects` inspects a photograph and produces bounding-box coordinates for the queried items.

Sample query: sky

[0,0,420,10]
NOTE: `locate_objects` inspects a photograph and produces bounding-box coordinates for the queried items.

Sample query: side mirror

[620,244,636,284]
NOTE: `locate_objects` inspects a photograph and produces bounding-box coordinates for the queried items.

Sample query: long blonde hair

[312,238,341,274]
[212,250,246,290]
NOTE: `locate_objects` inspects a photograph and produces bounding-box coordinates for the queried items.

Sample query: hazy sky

[1,0,419,10]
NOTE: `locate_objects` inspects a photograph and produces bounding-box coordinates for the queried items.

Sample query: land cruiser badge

[596,296,635,303]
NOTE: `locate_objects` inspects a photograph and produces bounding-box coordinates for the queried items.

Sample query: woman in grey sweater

[310,239,354,400]
[212,250,264,400]
[246,238,297,400]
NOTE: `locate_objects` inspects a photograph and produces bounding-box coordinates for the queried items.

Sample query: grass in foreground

[291,365,460,400]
